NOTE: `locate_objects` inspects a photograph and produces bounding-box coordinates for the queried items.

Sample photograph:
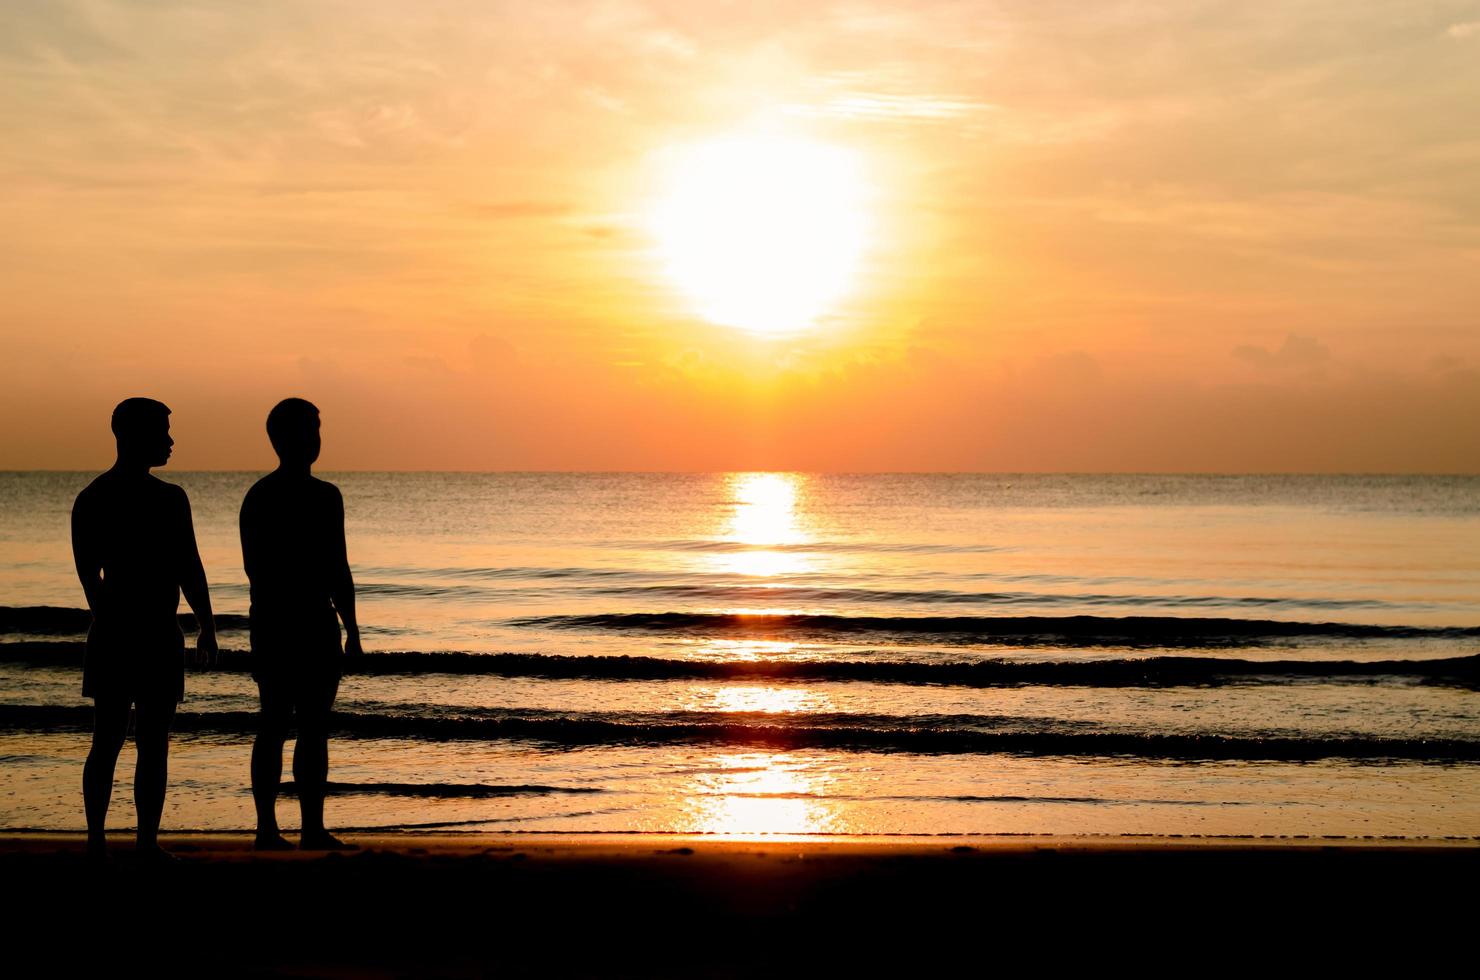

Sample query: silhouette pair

[71,397,361,858]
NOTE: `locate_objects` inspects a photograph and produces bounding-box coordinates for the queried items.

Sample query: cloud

[788,91,994,122]
[1233,334,1331,370]
[1448,22,1480,38]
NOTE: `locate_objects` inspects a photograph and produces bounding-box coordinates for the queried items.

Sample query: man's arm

[239,486,261,587]
[328,486,362,659]
[71,493,105,615]
[177,488,218,666]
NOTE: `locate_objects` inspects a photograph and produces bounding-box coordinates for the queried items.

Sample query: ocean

[2,471,1478,837]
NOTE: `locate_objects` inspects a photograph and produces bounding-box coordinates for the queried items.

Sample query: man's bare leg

[132,697,176,859]
[293,728,351,849]
[250,700,294,850]
[295,679,352,851]
[83,698,131,858]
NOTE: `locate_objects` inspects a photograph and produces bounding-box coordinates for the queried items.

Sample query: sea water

[2,472,1477,837]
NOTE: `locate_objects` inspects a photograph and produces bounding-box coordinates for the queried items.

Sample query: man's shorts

[256,666,340,729]
[82,618,185,704]
[250,608,343,725]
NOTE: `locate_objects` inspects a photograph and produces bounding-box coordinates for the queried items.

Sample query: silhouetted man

[72,397,217,860]
[241,398,361,851]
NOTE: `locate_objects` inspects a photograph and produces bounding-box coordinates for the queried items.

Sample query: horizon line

[4,468,1480,477]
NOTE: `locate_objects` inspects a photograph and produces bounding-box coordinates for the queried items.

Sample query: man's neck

[109,456,153,478]
[275,462,313,479]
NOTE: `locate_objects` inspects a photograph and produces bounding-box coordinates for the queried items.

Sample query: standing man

[72,397,217,860]
[241,398,361,851]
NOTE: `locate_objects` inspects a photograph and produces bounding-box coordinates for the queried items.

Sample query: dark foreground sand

[4,833,1476,976]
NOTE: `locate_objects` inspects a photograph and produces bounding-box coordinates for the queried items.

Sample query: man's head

[111,398,173,467]
[266,398,321,468]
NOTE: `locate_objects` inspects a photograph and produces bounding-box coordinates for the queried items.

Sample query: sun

[650,133,871,335]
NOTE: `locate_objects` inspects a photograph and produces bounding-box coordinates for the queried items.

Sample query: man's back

[72,470,189,646]
[240,471,344,614]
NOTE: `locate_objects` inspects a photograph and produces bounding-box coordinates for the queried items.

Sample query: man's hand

[195,630,219,668]
[343,633,363,671]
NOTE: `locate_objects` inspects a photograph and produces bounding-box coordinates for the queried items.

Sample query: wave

[168,581,1428,614]
[0,606,249,636]
[606,539,1010,555]
[280,780,601,799]
[4,703,1477,762]
[9,604,1474,651]
[512,612,1480,647]
[4,641,1477,687]
[281,781,1239,807]
[685,792,1243,807]
[357,564,651,582]
[572,584,1409,611]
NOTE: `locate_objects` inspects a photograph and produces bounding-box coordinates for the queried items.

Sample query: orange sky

[3,2,1478,471]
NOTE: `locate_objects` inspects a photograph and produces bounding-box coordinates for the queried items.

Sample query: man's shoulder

[242,473,340,511]
[73,472,108,505]
[243,471,297,504]
[149,476,190,509]
[242,474,271,503]
[149,474,186,494]
[294,475,343,509]
[74,471,183,502]
[310,476,343,501]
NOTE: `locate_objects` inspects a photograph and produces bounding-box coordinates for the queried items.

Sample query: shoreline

[4,829,1480,850]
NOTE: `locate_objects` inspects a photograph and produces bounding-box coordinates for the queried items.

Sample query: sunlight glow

[694,685,827,714]
[687,753,834,835]
[712,472,811,577]
[681,638,805,662]
[730,472,805,546]
[650,134,871,335]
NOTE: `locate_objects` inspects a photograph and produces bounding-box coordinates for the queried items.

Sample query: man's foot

[254,832,295,852]
[86,837,109,864]
[298,831,358,852]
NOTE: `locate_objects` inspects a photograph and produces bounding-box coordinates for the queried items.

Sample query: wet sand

[3,832,1476,975]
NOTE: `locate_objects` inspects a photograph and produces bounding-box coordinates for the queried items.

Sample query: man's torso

[241,473,342,661]
[74,472,187,647]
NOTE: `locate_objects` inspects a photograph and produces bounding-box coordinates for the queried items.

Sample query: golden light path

[650,135,871,335]
[681,474,839,834]
[687,753,836,836]
[713,471,811,579]
[677,473,815,661]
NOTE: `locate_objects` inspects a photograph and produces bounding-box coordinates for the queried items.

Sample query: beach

[4,832,1476,975]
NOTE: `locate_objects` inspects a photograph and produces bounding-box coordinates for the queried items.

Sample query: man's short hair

[266,398,320,453]
[110,398,171,439]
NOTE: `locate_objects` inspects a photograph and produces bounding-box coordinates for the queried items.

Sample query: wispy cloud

[788,91,993,122]
[1448,21,1480,38]
[1234,334,1331,371]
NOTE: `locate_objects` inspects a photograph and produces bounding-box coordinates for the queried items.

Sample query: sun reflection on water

[712,472,813,578]
[679,475,841,834]
[686,684,829,714]
[686,753,837,836]
[679,637,805,662]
